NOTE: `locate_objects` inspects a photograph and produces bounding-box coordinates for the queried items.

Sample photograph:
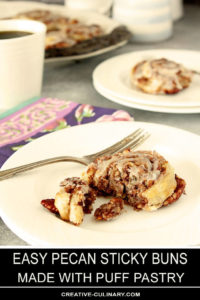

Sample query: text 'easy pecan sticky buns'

[41,149,186,226]
[131,58,193,95]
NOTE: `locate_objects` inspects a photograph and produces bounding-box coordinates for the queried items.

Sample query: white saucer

[93,49,200,112]
[93,79,200,114]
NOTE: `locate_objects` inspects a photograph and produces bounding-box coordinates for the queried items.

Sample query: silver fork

[0,128,150,181]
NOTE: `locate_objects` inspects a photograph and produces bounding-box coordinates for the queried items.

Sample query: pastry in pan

[12,10,103,49]
[10,9,131,58]
[12,9,78,31]
[131,58,193,95]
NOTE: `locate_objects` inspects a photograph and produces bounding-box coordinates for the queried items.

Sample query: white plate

[1,121,200,247]
[94,79,200,114]
[93,49,200,108]
[0,1,127,63]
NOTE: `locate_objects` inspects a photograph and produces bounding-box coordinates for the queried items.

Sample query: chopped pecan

[163,175,186,207]
[94,198,124,221]
[41,199,58,214]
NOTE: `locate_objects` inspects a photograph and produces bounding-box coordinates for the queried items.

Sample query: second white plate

[93,49,200,109]
[93,79,200,114]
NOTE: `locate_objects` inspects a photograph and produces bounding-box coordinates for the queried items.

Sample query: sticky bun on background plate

[131,58,193,95]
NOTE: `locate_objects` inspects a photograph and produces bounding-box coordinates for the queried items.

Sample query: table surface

[0,4,200,246]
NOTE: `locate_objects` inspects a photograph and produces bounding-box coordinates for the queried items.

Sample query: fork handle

[0,156,88,181]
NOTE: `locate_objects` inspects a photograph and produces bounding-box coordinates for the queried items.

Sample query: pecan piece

[41,199,59,214]
[94,198,124,221]
[163,175,186,207]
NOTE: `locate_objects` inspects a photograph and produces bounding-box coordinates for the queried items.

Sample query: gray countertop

[0,4,200,246]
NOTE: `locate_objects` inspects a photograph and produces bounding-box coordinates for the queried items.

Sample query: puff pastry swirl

[131,58,193,95]
[83,149,185,211]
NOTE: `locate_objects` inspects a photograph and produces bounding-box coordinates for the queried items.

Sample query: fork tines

[114,129,150,153]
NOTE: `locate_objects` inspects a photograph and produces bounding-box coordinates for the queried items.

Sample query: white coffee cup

[0,19,46,109]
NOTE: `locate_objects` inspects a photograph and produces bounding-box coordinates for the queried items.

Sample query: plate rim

[93,79,200,114]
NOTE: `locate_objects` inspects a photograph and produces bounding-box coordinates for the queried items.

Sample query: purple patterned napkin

[0,97,134,168]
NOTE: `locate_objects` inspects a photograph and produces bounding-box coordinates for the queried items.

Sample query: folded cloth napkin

[0,97,134,168]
